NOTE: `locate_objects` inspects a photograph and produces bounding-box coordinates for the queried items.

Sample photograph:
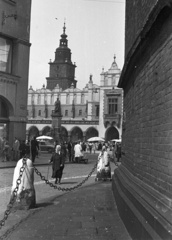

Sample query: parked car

[39,141,54,153]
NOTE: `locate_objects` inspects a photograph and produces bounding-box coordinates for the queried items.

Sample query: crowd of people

[0,136,38,163]
[0,136,122,184]
[0,137,121,163]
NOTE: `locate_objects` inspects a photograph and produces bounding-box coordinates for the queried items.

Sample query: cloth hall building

[26,24,123,143]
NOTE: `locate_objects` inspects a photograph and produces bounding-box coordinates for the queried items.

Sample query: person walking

[12,137,20,161]
[49,145,64,184]
[19,140,27,158]
[74,141,83,162]
[88,142,92,153]
[67,141,72,162]
[30,136,39,163]
[95,145,111,181]
[115,142,121,162]
[2,140,10,162]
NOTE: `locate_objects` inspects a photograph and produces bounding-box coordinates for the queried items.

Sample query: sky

[29,0,125,90]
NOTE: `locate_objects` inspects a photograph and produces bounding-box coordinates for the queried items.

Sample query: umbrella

[36,135,53,140]
[87,137,105,142]
[111,139,121,143]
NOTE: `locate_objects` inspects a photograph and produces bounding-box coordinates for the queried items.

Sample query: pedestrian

[115,142,121,162]
[67,141,72,162]
[54,140,59,151]
[19,140,27,158]
[12,137,20,161]
[92,143,96,154]
[30,136,39,163]
[25,140,31,158]
[97,142,102,151]
[49,145,64,184]
[61,142,67,162]
[88,142,92,153]
[74,141,83,162]
[82,142,86,152]
[95,145,111,181]
[0,137,6,162]
[2,141,11,162]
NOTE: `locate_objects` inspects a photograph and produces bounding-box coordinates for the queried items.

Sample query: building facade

[113,1,172,239]
[0,0,32,146]
[27,24,123,143]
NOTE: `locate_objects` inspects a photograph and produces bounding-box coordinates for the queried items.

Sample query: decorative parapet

[27,119,99,125]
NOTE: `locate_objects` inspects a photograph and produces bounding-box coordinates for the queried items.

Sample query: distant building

[113,1,172,239]
[0,0,31,146]
[27,24,123,142]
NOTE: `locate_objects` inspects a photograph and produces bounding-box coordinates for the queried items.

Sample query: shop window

[0,36,12,73]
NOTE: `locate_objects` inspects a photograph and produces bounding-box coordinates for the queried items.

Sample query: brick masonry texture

[125,0,158,57]
[122,9,172,199]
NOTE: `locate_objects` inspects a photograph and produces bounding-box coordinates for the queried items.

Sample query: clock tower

[46,23,77,90]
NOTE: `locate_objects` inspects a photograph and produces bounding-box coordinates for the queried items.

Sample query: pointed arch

[105,126,119,142]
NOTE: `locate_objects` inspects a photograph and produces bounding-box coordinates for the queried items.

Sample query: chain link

[34,159,98,191]
[0,156,110,230]
[0,158,27,230]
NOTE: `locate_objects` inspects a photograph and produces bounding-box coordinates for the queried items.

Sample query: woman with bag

[95,145,111,181]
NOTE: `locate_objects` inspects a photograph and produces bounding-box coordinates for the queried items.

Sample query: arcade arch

[85,127,98,141]
[105,126,119,141]
[27,126,39,140]
[42,126,52,136]
[61,126,68,142]
[70,127,83,143]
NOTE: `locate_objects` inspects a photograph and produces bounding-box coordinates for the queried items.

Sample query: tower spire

[63,20,66,34]
[59,20,68,47]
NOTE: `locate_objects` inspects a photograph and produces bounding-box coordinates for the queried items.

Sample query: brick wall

[122,12,172,199]
[125,0,158,57]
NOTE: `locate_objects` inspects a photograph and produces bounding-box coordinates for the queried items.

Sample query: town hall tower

[46,23,77,90]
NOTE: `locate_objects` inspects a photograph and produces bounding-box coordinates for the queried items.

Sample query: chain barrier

[34,159,98,191]
[0,155,116,231]
[0,158,27,230]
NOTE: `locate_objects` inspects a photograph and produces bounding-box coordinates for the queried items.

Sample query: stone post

[10,158,36,210]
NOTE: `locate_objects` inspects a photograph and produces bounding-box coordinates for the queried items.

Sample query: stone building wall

[114,1,172,239]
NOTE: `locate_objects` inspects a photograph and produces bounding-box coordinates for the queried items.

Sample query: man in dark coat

[30,136,39,163]
[49,145,64,184]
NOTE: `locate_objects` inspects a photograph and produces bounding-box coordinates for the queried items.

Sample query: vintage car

[39,141,54,153]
